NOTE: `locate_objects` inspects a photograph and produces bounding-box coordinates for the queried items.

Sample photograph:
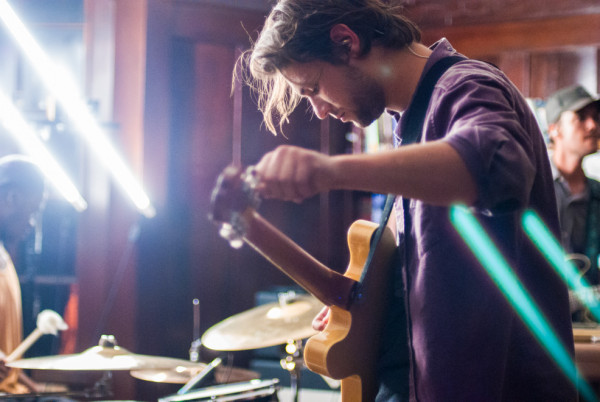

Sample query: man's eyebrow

[282,65,322,86]
[286,78,314,97]
[285,75,311,87]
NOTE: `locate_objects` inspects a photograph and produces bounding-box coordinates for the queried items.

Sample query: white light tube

[0,0,156,218]
[0,89,88,211]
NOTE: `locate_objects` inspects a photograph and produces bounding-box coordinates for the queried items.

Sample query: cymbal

[131,365,259,384]
[7,344,203,371]
[201,294,323,351]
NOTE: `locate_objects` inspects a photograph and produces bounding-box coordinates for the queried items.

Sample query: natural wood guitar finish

[210,165,398,401]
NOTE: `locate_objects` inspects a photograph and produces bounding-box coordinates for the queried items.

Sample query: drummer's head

[0,155,46,245]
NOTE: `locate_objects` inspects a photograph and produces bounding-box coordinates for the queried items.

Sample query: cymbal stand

[83,335,115,399]
[189,298,201,363]
[82,370,113,399]
[280,339,303,402]
[178,356,223,395]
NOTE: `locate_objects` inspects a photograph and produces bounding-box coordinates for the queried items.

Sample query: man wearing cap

[546,85,600,320]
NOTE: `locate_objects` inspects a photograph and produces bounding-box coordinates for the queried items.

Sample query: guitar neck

[242,209,356,308]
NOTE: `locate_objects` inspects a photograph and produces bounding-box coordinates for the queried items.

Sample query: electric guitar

[209,165,398,402]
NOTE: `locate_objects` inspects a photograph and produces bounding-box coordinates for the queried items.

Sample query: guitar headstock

[209,164,261,249]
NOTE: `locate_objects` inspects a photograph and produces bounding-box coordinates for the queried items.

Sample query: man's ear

[330,24,359,56]
[548,123,560,141]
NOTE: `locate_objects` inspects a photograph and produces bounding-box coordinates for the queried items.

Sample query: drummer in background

[0,155,46,394]
[546,85,600,321]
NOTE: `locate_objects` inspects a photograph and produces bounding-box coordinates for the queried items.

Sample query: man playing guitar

[233,0,576,400]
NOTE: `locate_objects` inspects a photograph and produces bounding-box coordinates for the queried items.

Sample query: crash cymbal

[201,294,323,351]
[131,365,259,384]
[8,337,202,371]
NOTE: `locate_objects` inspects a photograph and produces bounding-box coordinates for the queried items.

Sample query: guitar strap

[356,55,466,289]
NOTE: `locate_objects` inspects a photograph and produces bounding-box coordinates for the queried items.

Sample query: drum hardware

[131,300,258,389]
[0,387,110,401]
[157,378,280,402]
[3,309,68,363]
[5,335,164,400]
[82,370,114,400]
[177,356,223,395]
[7,335,204,371]
[190,298,202,363]
[130,360,259,386]
[201,294,323,351]
[201,293,324,401]
[0,371,114,400]
[7,334,278,401]
[280,340,303,402]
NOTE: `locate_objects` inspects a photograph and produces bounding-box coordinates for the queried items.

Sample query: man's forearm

[331,141,477,205]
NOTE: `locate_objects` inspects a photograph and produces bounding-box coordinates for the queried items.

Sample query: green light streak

[450,205,596,402]
[522,210,600,321]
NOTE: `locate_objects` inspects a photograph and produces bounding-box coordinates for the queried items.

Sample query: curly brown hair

[234,0,421,135]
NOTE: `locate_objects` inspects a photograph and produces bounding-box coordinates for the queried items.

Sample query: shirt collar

[550,157,591,201]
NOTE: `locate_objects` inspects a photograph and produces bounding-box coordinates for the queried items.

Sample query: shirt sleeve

[430,63,537,212]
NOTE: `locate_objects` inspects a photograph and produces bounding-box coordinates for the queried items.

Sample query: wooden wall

[131,2,354,399]
[413,7,600,98]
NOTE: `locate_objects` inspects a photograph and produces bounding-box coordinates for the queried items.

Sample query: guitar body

[210,166,399,402]
[304,220,398,402]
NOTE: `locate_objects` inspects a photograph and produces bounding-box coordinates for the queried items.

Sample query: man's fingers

[312,306,331,331]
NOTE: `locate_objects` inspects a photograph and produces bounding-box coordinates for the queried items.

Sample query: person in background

[0,154,46,394]
[546,85,600,321]
[239,0,576,400]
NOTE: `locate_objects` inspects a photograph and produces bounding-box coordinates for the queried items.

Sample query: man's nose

[308,96,331,120]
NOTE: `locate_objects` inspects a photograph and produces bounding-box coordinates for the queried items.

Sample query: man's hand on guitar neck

[255,145,334,203]
[313,306,331,331]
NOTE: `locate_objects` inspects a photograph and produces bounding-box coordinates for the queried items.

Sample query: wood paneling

[135,9,356,399]
[405,0,600,28]
[496,52,530,97]
[420,14,600,100]
[172,1,266,46]
[421,14,600,56]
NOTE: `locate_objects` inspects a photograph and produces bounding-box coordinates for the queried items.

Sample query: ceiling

[402,0,600,28]
[192,0,273,12]
[193,0,600,28]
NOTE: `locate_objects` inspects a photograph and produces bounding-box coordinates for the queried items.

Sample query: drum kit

[5,294,331,401]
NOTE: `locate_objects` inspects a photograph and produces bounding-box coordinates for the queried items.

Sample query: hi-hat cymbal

[201,294,323,351]
[7,343,203,371]
[131,365,259,384]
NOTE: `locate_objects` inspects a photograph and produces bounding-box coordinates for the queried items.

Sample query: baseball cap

[545,85,600,125]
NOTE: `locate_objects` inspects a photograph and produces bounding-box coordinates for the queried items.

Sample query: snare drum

[158,378,279,402]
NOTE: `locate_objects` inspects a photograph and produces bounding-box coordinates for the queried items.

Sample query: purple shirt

[393,39,575,401]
